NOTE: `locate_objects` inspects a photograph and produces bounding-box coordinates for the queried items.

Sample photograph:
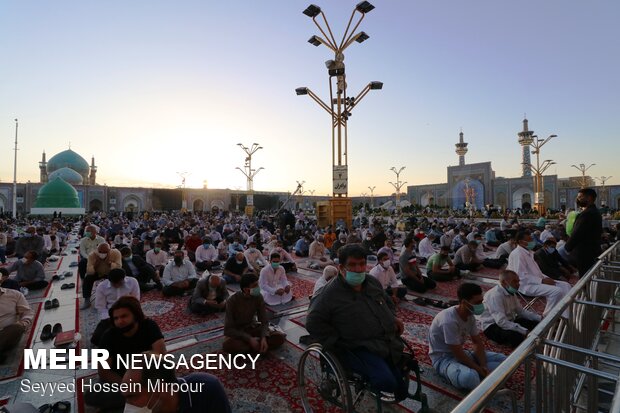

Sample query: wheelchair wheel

[297,343,353,412]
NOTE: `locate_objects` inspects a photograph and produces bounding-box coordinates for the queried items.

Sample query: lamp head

[355,31,370,43]
[356,1,375,13]
[295,87,309,96]
[308,35,321,46]
[369,81,383,90]
[303,4,321,18]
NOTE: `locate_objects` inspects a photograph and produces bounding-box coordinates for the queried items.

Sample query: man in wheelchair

[306,244,412,401]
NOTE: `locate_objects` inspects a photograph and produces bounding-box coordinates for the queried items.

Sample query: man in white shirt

[312,265,338,297]
[507,230,571,318]
[258,253,292,306]
[91,268,140,346]
[145,241,169,277]
[79,225,106,278]
[428,283,506,390]
[162,250,198,297]
[417,234,438,262]
[479,270,541,348]
[540,225,555,243]
[194,237,220,272]
[244,241,267,274]
[271,241,297,273]
[308,235,334,268]
[369,252,407,304]
[0,287,33,363]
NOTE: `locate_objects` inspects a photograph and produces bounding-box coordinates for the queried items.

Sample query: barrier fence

[451,241,620,413]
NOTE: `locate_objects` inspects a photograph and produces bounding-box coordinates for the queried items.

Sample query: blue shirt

[295,238,309,254]
[178,373,231,413]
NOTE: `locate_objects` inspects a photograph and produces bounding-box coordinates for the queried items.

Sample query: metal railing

[451,241,620,413]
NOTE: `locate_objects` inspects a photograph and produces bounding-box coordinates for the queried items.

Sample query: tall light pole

[236,143,264,215]
[296,1,382,204]
[596,176,612,207]
[529,134,557,215]
[389,166,407,211]
[12,119,19,218]
[296,180,306,211]
[571,163,596,189]
[368,185,376,208]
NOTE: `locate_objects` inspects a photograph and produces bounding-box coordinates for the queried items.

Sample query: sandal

[40,324,53,341]
[63,271,73,277]
[52,298,60,308]
[52,323,63,337]
[44,300,53,310]
[413,297,427,306]
[51,401,71,413]
[60,283,75,290]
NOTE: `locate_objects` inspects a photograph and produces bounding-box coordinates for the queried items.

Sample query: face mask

[545,247,556,254]
[505,285,518,295]
[345,271,366,286]
[118,322,136,334]
[153,248,161,253]
[124,256,132,261]
[469,302,485,316]
[203,243,210,248]
[250,286,261,297]
[236,260,244,265]
[123,392,159,413]
[526,241,536,250]
[475,240,481,245]
[21,258,28,263]
[380,261,390,269]
[271,262,280,269]
[25,233,33,238]
[97,253,108,259]
[84,232,91,238]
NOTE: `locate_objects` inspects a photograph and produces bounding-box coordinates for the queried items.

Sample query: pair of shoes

[52,274,65,282]
[63,271,73,278]
[68,262,78,267]
[39,401,71,413]
[44,299,60,310]
[80,300,91,310]
[40,323,63,341]
[60,283,75,290]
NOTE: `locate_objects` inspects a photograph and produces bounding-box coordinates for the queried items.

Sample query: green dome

[47,149,89,175]
[48,167,83,185]
[34,177,81,208]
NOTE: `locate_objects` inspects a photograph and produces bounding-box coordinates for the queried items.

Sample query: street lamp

[236,143,264,214]
[528,134,557,215]
[296,2,381,198]
[596,176,612,206]
[12,119,18,218]
[389,167,407,211]
[571,163,596,189]
[368,185,376,208]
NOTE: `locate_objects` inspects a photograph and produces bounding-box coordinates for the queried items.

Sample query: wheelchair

[297,339,430,412]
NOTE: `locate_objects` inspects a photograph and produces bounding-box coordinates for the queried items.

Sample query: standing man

[79,225,106,279]
[564,188,603,276]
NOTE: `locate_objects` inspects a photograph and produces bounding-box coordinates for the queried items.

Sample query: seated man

[84,296,165,412]
[244,240,267,274]
[428,283,507,391]
[216,238,231,262]
[258,252,293,306]
[479,270,541,348]
[120,247,161,291]
[92,268,140,346]
[534,238,577,281]
[294,235,311,257]
[308,235,334,268]
[194,237,220,272]
[507,230,571,317]
[7,250,48,290]
[369,252,407,304]
[271,241,297,273]
[227,238,244,257]
[161,250,198,297]
[222,252,253,284]
[82,243,122,309]
[0,285,33,364]
[451,230,468,252]
[306,244,409,399]
[377,238,398,272]
[417,234,438,262]
[145,241,169,277]
[454,241,483,272]
[121,357,231,413]
[312,265,338,297]
[494,235,516,261]
[0,267,20,291]
[426,246,461,282]
[484,227,501,247]
[189,274,228,315]
[223,274,286,354]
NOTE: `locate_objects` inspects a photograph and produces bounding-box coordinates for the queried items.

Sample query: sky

[1,0,619,196]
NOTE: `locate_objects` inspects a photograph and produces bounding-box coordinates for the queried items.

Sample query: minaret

[455,130,468,166]
[39,151,48,183]
[518,117,534,177]
[89,156,97,185]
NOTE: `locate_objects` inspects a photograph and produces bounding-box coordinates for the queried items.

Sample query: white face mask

[380,260,390,269]
[123,393,159,413]
[97,252,108,259]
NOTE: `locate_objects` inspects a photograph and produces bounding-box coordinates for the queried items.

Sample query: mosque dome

[34,177,81,208]
[46,149,89,176]
[48,167,84,185]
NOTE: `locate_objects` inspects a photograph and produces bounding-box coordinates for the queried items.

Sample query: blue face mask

[203,243,210,248]
[345,271,366,286]
[545,247,556,254]
[505,285,518,295]
[250,286,261,297]
[271,262,280,269]
[526,241,536,250]
[469,302,485,316]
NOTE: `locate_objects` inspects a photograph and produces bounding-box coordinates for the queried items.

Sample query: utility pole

[368,185,376,208]
[12,119,18,218]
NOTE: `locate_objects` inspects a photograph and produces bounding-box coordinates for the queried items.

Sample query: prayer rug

[0,303,41,381]
[78,290,225,349]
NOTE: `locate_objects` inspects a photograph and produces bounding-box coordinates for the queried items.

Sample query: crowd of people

[0,187,617,411]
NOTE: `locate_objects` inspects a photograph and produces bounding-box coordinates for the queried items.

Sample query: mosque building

[406,119,620,212]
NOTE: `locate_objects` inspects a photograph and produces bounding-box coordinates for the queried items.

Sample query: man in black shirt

[84,296,166,412]
[222,252,252,284]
